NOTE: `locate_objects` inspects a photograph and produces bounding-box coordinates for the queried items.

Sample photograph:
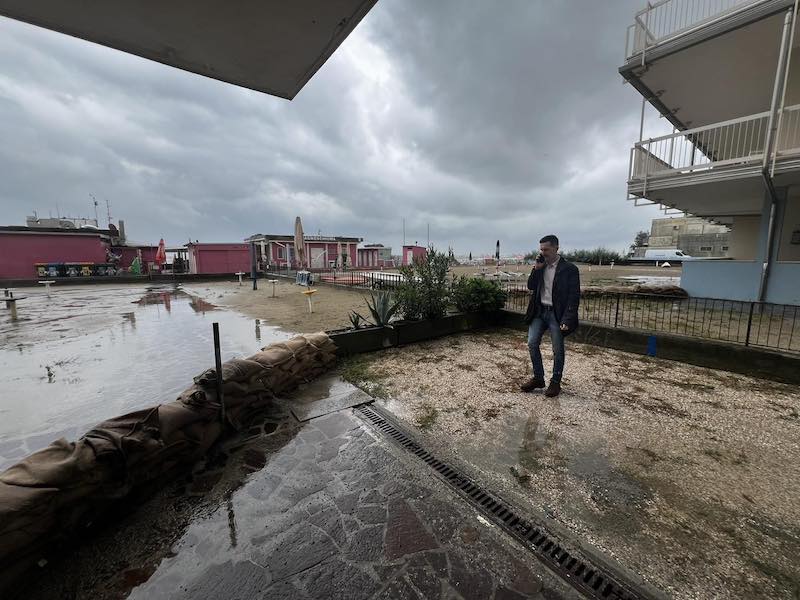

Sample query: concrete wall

[677,232,730,257]
[681,260,762,301]
[778,191,800,261]
[729,216,762,260]
[649,217,728,247]
[0,232,109,280]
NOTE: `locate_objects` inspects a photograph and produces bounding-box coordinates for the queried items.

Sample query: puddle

[0,284,293,470]
[451,408,652,524]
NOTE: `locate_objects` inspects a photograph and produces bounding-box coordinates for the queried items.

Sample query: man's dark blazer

[524,258,581,335]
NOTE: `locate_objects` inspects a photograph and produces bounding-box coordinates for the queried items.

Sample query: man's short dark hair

[539,235,559,247]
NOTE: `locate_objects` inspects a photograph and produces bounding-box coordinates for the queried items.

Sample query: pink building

[402,245,427,266]
[247,234,362,270]
[357,247,379,268]
[0,227,110,280]
[187,243,251,275]
[114,245,159,271]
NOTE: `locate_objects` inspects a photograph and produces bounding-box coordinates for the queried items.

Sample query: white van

[641,248,693,262]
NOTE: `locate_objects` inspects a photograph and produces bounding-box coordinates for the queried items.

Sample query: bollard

[213,322,226,425]
[269,279,277,298]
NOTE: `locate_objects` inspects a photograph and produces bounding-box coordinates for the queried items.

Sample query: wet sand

[184,279,372,333]
[340,329,800,599]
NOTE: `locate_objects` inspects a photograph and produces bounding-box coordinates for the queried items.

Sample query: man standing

[520,235,580,397]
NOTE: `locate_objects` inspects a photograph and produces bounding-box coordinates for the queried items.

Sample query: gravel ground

[339,329,800,599]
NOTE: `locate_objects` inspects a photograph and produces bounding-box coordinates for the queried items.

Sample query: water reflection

[0,284,291,471]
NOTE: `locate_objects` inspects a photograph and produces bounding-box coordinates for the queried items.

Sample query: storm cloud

[0,1,664,257]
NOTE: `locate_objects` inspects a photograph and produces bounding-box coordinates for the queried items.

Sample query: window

[700,246,712,251]
[277,247,285,259]
[673,225,679,230]
[722,246,729,251]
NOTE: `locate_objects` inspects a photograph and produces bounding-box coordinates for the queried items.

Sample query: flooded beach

[0,284,292,470]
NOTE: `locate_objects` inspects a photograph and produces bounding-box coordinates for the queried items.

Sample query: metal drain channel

[356,404,662,600]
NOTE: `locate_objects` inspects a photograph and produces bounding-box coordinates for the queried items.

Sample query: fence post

[744,302,755,346]
[614,294,621,328]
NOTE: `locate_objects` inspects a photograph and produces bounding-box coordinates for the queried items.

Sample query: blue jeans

[527,305,565,382]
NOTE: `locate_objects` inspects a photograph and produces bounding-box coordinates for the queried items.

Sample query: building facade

[0,223,161,280]
[402,245,427,266]
[648,217,730,258]
[247,234,362,270]
[359,244,394,268]
[622,0,800,304]
[187,243,251,275]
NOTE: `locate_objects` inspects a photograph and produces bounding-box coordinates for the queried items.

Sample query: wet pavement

[0,284,291,470]
[10,382,583,600]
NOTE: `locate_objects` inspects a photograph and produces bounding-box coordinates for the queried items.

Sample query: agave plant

[348,310,367,330]
[365,290,399,327]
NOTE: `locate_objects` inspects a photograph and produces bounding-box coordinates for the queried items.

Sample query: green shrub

[396,246,450,320]
[452,277,507,313]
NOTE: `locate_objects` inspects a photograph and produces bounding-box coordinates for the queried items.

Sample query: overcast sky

[0,1,666,256]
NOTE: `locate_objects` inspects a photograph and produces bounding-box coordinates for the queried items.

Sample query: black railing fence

[504,284,800,354]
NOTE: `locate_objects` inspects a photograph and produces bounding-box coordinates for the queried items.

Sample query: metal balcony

[629,103,800,192]
[625,0,766,59]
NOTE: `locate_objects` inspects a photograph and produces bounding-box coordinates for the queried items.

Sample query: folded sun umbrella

[294,217,305,269]
[155,238,167,268]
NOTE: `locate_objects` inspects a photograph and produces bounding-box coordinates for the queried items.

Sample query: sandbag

[0,332,339,587]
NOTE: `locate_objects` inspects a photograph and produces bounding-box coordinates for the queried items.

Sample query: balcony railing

[629,103,800,184]
[625,0,764,59]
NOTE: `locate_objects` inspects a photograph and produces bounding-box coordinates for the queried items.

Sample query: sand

[183,279,372,333]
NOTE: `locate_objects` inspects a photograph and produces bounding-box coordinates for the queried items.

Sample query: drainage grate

[356,404,663,600]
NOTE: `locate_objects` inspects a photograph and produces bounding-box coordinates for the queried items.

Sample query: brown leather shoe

[520,377,546,393]
[544,380,561,397]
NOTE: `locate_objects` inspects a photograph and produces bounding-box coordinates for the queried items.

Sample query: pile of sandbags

[581,284,688,298]
[0,332,338,591]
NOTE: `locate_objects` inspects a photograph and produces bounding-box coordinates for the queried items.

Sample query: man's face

[539,241,558,263]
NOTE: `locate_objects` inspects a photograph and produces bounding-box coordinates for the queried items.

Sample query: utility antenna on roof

[105,198,112,226]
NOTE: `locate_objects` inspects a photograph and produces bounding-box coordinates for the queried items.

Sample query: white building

[622,0,800,304]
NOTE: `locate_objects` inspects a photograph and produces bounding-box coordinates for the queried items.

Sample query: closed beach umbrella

[294,217,305,269]
[155,238,167,268]
[495,240,500,261]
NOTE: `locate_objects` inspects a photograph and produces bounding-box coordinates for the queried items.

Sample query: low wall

[498,310,800,385]
[1,272,264,287]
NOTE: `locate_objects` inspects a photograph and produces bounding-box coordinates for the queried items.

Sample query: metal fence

[504,284,800,354]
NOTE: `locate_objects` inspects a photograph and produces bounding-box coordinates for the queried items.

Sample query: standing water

[0,284,291,470]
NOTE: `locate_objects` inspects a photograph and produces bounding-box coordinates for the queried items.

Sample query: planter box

[395,312,497,345]
[329,326,399,355]
[328,312,503,355]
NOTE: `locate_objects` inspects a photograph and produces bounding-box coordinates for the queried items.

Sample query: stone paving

[129,408,581,600]
[10,388,584,600]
